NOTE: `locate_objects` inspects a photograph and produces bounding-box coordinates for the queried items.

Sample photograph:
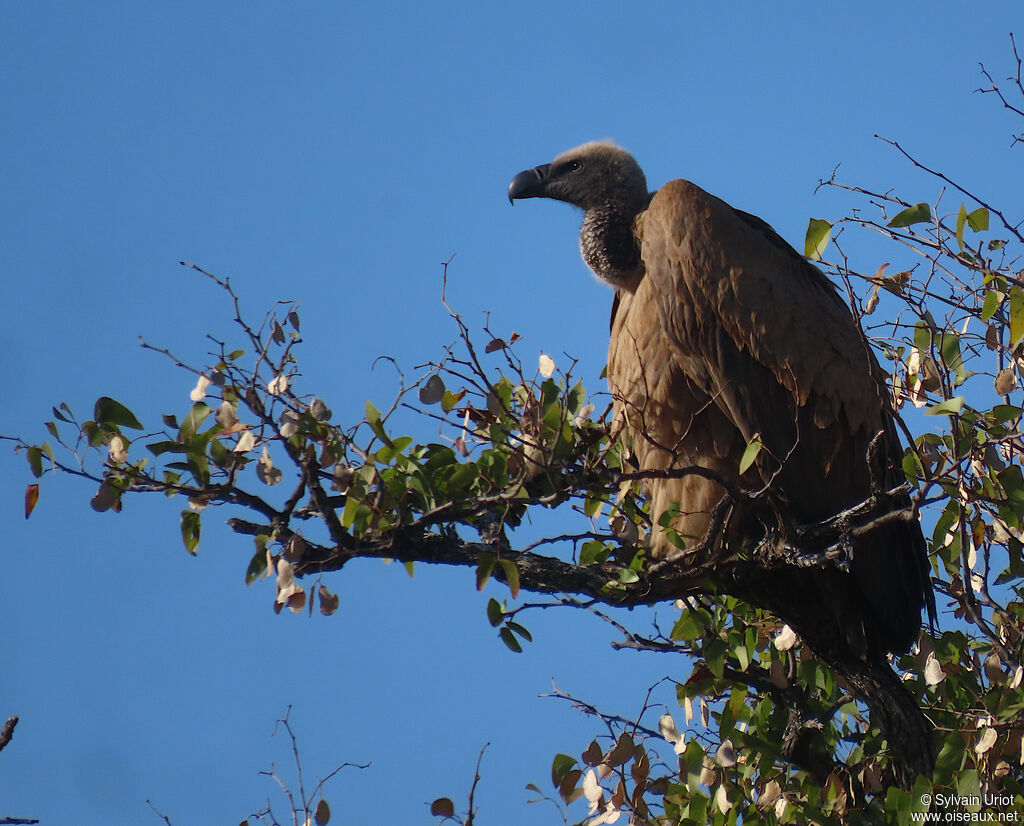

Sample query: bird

[509,141,936,782]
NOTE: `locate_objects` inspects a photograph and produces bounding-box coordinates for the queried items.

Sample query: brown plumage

[510,142,936,782]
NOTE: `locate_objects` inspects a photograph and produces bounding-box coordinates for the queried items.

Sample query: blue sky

[2,3,1022,823]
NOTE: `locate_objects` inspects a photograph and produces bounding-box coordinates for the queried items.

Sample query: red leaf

[24,484,39,519]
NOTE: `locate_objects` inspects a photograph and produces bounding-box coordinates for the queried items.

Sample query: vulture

[509,142,936,782]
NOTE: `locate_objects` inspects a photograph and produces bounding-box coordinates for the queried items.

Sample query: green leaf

[956,203,968,250]
[618,568,639,584]
[739,433,762,475]
[486,598,504,627]
[94,396,144,430]
[180,509,201,555]
[507,621,532,643]
[178,402,212,440]
[375,436,412,463]
[887,202,931,228]
[913,318,933,352]
[498,626,523,653]
[476,552,496,590]
[551,754,578,788]
[26,446,43,478]
[804,218,831,261]
[981,289,1004,322]
[924,396,964,416]
[1010,287,1024,347]
[497,558,520,598]
[937,332,966,383]
[245,543,268,585]
[147,440,189,456]
[933,728,967,785]
[579,540,610,565]
[967,206,989,232]
[52,405,72,423]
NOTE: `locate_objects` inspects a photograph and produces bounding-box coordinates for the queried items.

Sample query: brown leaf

[314,798,331,825]
[418,374,445,405]
[286,588,306,614]
[582,740,604,766]
[429,797,455,817]
[318,585,340,616]
[995,367,1016,395]
[24,484,39,519]
[715,739,738,767]
[558,768,582,803]
[484,338,507,353]
[606,732,634,766]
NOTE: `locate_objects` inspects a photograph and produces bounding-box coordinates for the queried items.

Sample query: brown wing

[608,282,745,550]
[624,179,932,654]
[639,179,892,518]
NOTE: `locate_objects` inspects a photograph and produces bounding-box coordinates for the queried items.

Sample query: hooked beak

[508,163,552,204]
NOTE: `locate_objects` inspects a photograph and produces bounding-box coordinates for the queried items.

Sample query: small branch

[0,716,18,754]
[465,743,488,826]
[145,800,173,825]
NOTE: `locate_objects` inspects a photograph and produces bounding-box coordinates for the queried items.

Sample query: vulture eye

[566,160,583,172]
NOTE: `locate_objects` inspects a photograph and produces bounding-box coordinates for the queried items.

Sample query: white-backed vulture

[509,143,938,781]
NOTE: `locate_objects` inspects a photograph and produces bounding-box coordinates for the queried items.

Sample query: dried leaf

[108,435,128,464]
[267,374,288,396]
[190,374,211,402]
[864,285,880,315]
[923,651,945,686]
[90,481,119,512]
[216,401,240,430]
[24,484,39,519]
[582,769,602,806]
[257,447,283,485]
[995,367,1016,395]
[758,779,781,810]
[606,732,634,766]
[279,411,300,438]
[315,589,339,614]
[716,739,738,768]
[484,338,507,353]
[975,726,998,755]
[331,464,355,492]
[418,375,445,405]
[715,783,732,815]
[234,431,256,453]
[429,798,455,817]
[309,397,332,421]
[769,659,788,688]
[538,353,555,378]
[773,625,798,651]
[314,798,331,825]
[984,653,1005,685]
[698,755,716,787]
[582,740,604,766]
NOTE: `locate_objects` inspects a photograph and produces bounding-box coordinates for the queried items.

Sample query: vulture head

[509,141,651,289]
